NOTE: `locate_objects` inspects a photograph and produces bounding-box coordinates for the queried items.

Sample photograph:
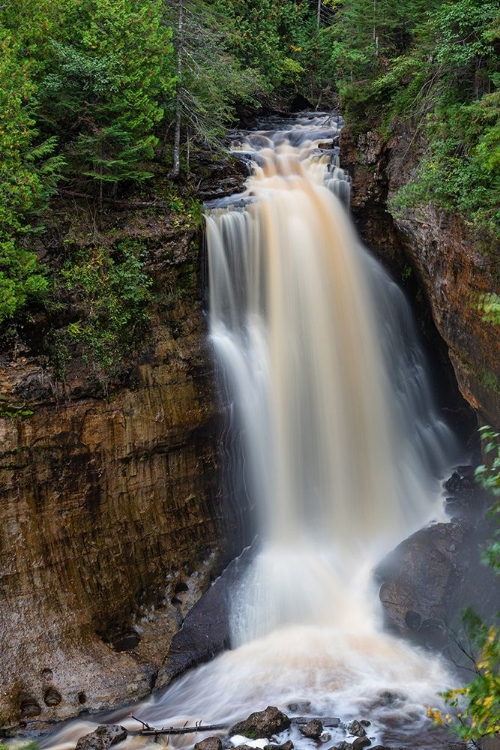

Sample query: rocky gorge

[1,111,499,746]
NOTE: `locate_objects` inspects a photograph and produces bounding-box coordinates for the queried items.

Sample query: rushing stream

[44,114,461,750]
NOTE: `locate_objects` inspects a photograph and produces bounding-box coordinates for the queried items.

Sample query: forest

[1,0,498,332]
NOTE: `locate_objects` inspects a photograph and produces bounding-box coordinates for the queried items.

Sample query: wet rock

[287,701,311,713]
[352,739,371,750]
[157,546,255,689]
[347,721,366,738]
[264,741,294,750]
[230,707,291,739]
[335,741,371,750]
[320,733,331,742]
[75,725,127,750]
[293,717,340,728]
[445,470,475,498]
[194,737,223,750]
[371,691,405,708]
[300,719,323,739]
[376,521,472,637]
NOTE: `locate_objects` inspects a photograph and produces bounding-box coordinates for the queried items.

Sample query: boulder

[299,719,323,739]
[75,725,127,750]
[264,742,294,750]
[194,738,223,750]
[376,521,472,639]
[347,721,366,738]
[230,707,291,739]
[352,739,371,750]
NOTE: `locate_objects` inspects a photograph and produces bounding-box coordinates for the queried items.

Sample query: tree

[0,25,62,322]
[37,0,175,195]
[165,0,264,178]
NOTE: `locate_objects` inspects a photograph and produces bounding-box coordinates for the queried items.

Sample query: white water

[207,114,456,648]
[43,114,460,750]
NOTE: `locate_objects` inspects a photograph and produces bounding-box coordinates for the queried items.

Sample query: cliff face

[0,211,227,729]
[341,126,500,429]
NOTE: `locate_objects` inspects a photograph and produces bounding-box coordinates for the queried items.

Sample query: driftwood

[131,716,227,735]
[129,714,341,736]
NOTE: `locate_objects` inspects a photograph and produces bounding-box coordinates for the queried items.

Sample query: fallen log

[128,715,341,736]
[131,717,227,735]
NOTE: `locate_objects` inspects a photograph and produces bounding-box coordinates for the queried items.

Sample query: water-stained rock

[264,741,294,750]
[230,707,291,739]
[75,725,127,750]
[0,216,229,729]
[347,721,366,738]
[300,719,323,739]
[194,737,223,750]
[351,738,371,750]
[156,546,254,690]
[376,520,472,639]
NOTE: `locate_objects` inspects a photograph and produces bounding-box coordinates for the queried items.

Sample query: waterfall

[206,114,456,647]
[42,115,460,750]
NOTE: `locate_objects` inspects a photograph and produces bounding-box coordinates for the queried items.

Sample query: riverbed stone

[300,719,323,739]
[194,737,223,750]
[352,738,371,750]
[347,721,366,738]
[264,742,294,750]
[75,725,127,750]
[230,707,291,739]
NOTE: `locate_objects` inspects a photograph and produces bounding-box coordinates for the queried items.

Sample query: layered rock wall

[341,127,500,429]
[0,219,226,729]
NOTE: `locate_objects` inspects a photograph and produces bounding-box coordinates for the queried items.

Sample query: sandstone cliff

[341,127,500,430]
[0,204,228,730]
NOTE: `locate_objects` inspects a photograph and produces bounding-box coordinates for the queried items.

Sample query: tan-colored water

[41,114,459,750]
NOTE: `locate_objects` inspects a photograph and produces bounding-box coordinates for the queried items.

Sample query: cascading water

[207,113,456,648]
[43,114,461,750]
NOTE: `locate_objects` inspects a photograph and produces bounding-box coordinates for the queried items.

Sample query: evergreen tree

[166,0,264,178]
[37,0,175,194]
[0,24,62,322]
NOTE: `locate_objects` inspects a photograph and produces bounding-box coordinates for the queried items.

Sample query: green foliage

[478,294,500,325]
[474,426,500,576]
[164,0,266,156]
[52,242,152,390]
[0,406,34,419]
[0,25,64,323]
[218,0,314,92]
[429,609,500,740]
[324,0,500,235]
[428,427,500,741]
[38,0,174,188]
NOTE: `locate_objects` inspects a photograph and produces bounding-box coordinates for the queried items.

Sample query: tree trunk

[169,0,184,179]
